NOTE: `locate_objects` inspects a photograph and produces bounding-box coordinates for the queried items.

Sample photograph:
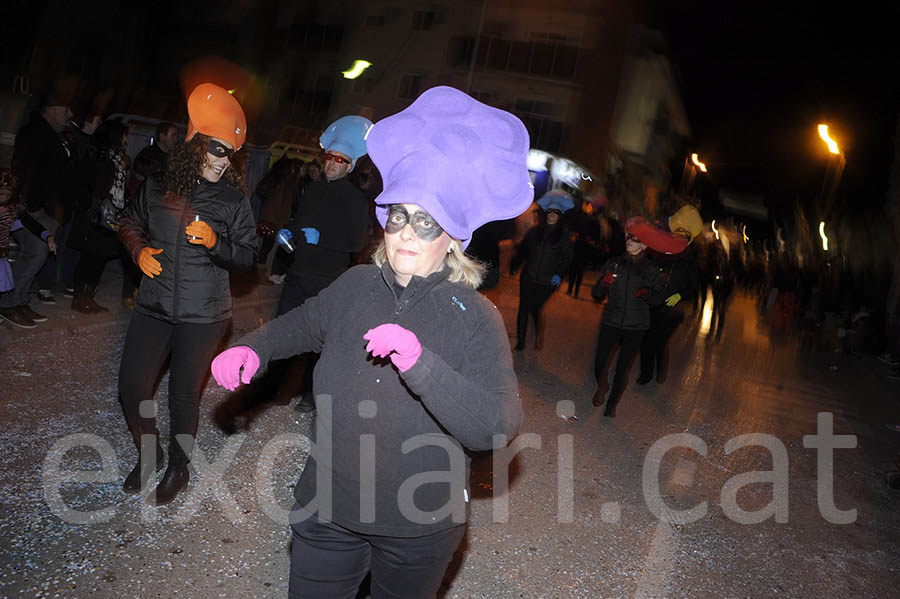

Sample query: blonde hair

[372,238,485,289]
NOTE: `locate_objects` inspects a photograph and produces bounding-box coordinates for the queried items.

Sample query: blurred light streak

[342,60,372,79]
[711,219,719,240]
[742,225,749,243]
[818,124,840,154]
[691,153,707,172]
[699,289,714,335]
[819,221,829,251]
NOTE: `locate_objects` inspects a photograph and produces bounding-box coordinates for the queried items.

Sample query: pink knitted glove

[211,346,260,391]
[364,324,422,373]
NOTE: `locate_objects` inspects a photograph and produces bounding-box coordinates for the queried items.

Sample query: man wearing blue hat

[274,115,373,410]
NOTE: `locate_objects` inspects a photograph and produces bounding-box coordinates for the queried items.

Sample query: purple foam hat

[367,86,533,248]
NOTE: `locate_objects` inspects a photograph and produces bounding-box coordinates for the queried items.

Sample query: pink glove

[211,346,260,391]
[363,324,422,373]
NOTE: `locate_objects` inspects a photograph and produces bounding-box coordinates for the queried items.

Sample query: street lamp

[816,123,846,218]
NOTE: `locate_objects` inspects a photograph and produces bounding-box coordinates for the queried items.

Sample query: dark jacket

[287,176,369,281]
[119,173,258,324]
[236,262,523,537]
[68,148,123,257]
[647,250,699,313]
[510,224,574,285]
[12,114,76,219]
[591,254,663,330]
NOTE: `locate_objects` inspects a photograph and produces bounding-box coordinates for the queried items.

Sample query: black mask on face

[384,205,444,241]
[206,139,234,159]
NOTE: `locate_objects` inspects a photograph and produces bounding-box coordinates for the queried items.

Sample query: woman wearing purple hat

[210,86,532,598]
[510,191,574,350]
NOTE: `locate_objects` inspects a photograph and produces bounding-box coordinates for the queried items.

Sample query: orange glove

[138,247,163,278]
[185,219,217,249]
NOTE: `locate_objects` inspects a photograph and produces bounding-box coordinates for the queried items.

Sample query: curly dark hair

[163,134,244,197]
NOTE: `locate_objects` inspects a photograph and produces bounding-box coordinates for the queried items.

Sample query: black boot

[148,460,190,506]
[84,284,108,312]
[71,283,94,314]
[122,431,164,493]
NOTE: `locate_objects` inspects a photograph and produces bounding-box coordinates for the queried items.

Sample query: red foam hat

[186,83,247,150]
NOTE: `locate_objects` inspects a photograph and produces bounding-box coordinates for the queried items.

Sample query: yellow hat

[668,205,703,242]
[186,83,247,150]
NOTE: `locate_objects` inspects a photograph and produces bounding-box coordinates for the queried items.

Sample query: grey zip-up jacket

[236,262,522,537]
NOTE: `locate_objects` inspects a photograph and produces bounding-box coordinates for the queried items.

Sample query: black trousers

[73,252,111,290]
[639,309,684,381]
[594,324,645,408]
[289,505,465,599]
[515,272,555,347]
[118,311,229,461]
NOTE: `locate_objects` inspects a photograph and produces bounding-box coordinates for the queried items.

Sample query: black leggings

[515,272,555,346]
[594,324,645,408]
[118,312,228,461]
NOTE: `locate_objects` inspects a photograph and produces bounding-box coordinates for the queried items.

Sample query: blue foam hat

[367,86,533,249]
[536,190,575,213]
[319,115,373,171]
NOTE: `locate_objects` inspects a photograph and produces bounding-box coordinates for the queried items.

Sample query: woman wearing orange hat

[116,84,258,505]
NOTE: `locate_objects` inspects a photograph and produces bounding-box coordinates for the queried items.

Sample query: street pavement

[2,258,900,599]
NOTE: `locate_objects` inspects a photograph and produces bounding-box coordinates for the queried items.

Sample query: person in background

[591,217,666,417]
[67,119,129,312]
[637,205,702,384]
[2,79,76,319]
[510,190,574,350]
[566,197,604,298]
[117,84,258,505]
[210,85,529,599]
[131,121,178,187]
[272,115,372,411]
[253,156,302,278]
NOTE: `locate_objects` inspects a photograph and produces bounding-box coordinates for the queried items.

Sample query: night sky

[649,1,899,223]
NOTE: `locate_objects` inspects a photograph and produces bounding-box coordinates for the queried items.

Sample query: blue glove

[301,227,320,245]
[551,274,561,287]
[276,229,295,253]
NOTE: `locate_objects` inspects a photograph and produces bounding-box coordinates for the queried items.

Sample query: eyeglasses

[325,152,351,165]
[206,139,234,159]
[385,205,444,241]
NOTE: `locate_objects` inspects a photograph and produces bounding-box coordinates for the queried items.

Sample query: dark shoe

[636,374,652,385]
[86,297,109,312]
[592,385,608,407]
[71,295,94,314]
[62,287,75,299]
[38,289,56,305]
[294,392,316,413]
[603,403,617,418]
[148,463,190,506]
[18,305,47,323]
[122,444,165,493]
[0,307,37,329]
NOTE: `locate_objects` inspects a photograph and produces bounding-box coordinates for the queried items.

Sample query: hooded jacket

[119,173,258,324]
[591,254,663,330]
[235,262,523,537]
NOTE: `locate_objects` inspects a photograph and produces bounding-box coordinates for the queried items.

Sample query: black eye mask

[384,205,444,241]
[206,139,234,159]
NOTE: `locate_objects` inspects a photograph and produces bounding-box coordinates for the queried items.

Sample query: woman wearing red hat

[590,217,665,417]
[116,84,258,505]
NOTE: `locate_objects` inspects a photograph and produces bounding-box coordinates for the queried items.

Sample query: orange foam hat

[186,83,247,149]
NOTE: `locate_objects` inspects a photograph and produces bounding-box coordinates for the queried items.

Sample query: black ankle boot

[123,443,165,493]
[148,462,190,506]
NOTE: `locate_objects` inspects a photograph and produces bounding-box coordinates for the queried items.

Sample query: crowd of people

[4,79,897,596]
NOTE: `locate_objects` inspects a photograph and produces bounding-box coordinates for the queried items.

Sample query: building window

[412,10,435,30]
[398,73,422,99]
[514,99,563,153]
[445,35,578,81]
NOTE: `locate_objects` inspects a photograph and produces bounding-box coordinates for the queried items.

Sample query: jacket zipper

[173,194,191,320]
